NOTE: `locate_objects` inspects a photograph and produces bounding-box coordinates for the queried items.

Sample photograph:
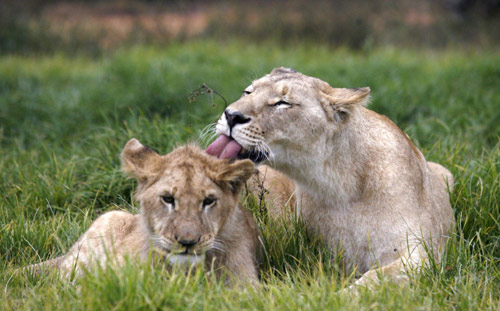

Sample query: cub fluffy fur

[211,67,455,286]
[29,139,260,283]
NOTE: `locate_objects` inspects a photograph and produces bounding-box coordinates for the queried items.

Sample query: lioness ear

[320,86,370,122]
[215,159,254,193]
[121,138,161,183]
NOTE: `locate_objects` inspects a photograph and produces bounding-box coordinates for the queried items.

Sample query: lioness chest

[296,188,408,273]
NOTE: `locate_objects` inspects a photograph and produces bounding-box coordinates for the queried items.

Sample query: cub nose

[225,109,250,129]
[176,236,200,249]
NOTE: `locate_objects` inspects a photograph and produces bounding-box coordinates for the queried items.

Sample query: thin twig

[188,83,228,109]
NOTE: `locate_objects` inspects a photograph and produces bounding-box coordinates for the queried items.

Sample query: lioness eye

[161,195,175,205]
[202,197,216,207]
[273,100,292,108]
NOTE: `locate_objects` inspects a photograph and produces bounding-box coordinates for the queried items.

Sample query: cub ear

[320,86,370,122]
[270,67,299,75]
[215,159,255,193]
[121,138,161,183]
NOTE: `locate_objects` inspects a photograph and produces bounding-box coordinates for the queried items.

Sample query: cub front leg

[223,248,260,285]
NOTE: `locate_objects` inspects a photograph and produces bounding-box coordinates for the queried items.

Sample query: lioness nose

[176,236,200,249]
[225,109,250,129]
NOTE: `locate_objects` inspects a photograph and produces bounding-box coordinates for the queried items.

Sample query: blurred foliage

[0,0,499,55]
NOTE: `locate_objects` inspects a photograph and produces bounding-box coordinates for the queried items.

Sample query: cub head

[121,138,254,265]
[207,67,370,168]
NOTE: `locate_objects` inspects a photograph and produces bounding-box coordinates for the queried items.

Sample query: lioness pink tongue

[206,135,230,157]
[219,140,242,159]
[206,135,242,159]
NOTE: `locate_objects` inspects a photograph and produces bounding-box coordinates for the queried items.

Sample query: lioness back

[28,139,260,284]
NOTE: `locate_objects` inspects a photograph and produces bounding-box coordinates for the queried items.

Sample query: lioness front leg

[353,259,409,288]
[352,245,428,289]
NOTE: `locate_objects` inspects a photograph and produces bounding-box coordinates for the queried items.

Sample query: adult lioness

[28,139,260,283]
[207,67,455,286]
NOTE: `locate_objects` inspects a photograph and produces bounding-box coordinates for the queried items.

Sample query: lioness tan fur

[29,139,260,283]
[247,165,296,217]
[213,67,455,287]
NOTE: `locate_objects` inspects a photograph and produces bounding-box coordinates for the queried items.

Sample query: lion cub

[29,139,261,283]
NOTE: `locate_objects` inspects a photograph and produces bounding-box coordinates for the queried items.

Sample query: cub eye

[272,100,292,108]
[202,197,217,207]
[161,195,175,205]
[241,91,251,97]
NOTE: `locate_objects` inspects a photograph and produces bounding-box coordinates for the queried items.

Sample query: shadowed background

[1,0,500,55]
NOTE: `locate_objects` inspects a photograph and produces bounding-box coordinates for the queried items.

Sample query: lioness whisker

[199,123,218,146]
[200,123,216,137]
[258,141,275,166]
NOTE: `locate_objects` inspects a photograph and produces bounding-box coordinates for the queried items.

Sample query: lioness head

[207,67,370,169]
[121,138,254,265]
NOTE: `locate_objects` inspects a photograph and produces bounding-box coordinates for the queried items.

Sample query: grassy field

[1,41,499,310]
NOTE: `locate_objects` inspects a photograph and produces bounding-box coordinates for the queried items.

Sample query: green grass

[1,41,499,310]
